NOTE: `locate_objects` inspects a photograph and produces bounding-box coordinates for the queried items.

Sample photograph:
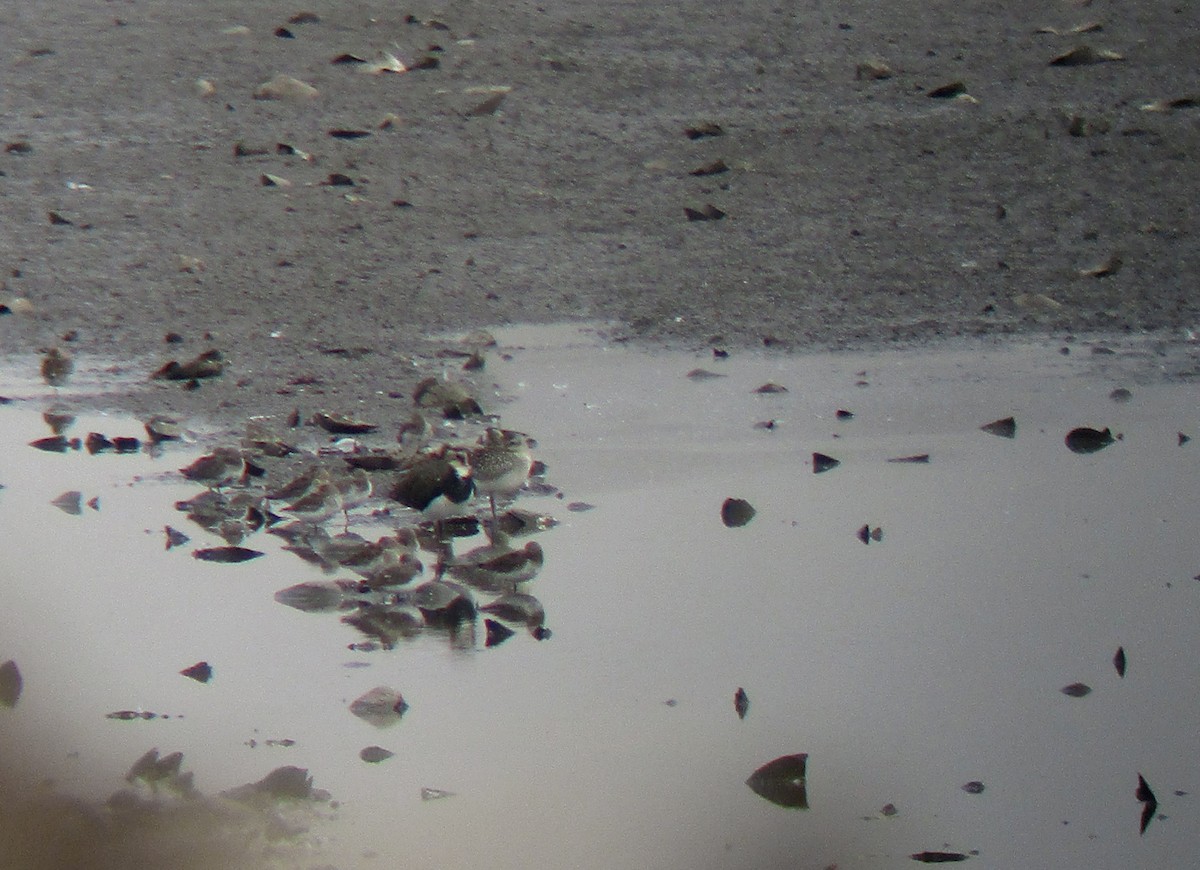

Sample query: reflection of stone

[980,416,1016,439]
[485,618,515,647]
[734,687,749,720]
[223,765,325,802]
[812,452,840,473]
[125,748,195,796]
[721,498,755,528]
[51,490,83,515]
[349,686,409,728]
[360,746,394,763]
[0,659,22,708]
[746,754,808,809]
[1064,426,1115,454]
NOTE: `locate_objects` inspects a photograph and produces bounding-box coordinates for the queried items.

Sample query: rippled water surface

[2,328,1199,869]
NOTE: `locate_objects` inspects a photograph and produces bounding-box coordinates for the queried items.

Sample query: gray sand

[2,0,1197,429]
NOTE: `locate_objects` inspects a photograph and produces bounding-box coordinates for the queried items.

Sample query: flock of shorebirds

[173,411,552,645]
[181,423,533,531]
[31,344,550,641]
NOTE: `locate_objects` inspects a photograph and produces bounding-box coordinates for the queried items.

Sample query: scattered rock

[812,452,840,473]
[856,60,894,80]
[30,435,81,452]
[253,74,319,101]
[1079,253,1122,278]
[1065,426,1115,453]
[192,546,264,563]
[689,159,729,176]
[684,204,726,222]
[310,411,377,434]
[349,686,409,727]
[107,710,159,720]
[51,490,83,515]
[746,753,808,809]
[1012,292,1062,312]
[721,498,756,528]
[911,851,969,863]
[927,81,967,99]
[466,89,509,116]
[734,687,749,720]
[180,661,213,683]
[1049,45,1125,66]
[1035,22,1103,36]
[684,122,723,139]
[1140,96,1199,113]
[980,416,1016,438]
[857,524,883,544]
[1137,774,1158,835]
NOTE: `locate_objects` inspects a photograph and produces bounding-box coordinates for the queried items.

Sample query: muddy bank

[1,0,1197,428]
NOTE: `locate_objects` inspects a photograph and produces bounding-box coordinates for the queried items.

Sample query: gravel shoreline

[2,0,1197,431]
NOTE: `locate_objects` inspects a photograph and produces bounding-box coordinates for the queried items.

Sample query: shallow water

[2,329,1199,869]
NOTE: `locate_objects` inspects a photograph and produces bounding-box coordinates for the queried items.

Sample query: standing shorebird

[390,448,475,532]
[281,469,343,526]
[180,447,246,490]
[470,428,533,537]
[40,347,74,387]
[333,467,373,529]
[390,447,474,577]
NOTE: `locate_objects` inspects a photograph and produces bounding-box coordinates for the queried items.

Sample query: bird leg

[488,494,499,543]
[432,519,449,580]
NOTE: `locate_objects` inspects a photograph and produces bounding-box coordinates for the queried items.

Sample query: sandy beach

[2,5,1200,866]
[1,0,1197,428]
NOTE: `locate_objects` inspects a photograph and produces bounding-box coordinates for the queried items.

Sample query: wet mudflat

[1,327,1199,869]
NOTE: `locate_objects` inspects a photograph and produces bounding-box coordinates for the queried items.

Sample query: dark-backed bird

[391,450,474,522]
